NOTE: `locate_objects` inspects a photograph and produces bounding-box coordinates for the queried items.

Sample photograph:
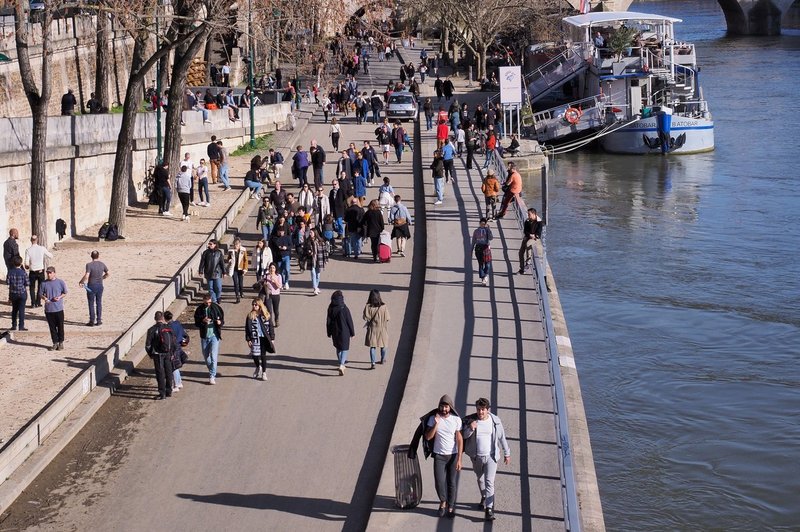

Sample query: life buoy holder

[564,107,582,125]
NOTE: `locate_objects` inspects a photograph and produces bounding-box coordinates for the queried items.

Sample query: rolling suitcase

[392,444,423,509]
[379,243,392,263]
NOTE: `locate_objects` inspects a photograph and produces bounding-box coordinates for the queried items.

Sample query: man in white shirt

[462,397,512,521]
[425,394,463,518]
[24,234,52,308]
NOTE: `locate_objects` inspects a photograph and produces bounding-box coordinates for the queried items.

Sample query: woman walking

[329,117,342,152]
[196,159,211,207]
[245,298,275,381]
[326,290,355,375]
[257,197,276,242]
[261,262,282,327]
[363,290,390,369]
[471,218,494,286]
[389,194,412,256]
[303,230,329,295]
[175,164,193,221]
[226,237,249,303]
[363,199,385,262]
[253,238,273,281]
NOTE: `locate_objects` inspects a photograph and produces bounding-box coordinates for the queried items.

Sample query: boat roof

[563,11,682,28]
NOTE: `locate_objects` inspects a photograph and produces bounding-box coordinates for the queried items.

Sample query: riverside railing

[489,151,581,531]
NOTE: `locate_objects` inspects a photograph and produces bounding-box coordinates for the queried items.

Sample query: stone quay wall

[0,102,291,276]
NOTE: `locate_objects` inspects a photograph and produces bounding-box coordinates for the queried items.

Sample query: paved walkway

[0,42,569,531]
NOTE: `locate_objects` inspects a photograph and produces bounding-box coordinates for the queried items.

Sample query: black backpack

[153,323,176,354]
[105,224,119,241]
[98,222,110,240]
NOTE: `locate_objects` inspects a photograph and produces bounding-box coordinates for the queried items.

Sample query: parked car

[386,91,418,122]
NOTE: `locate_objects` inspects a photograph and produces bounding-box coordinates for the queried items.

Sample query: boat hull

[601,115,715,154]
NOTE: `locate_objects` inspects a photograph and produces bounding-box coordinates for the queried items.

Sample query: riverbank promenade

[0,44,601,531]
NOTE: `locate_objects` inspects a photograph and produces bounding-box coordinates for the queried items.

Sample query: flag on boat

[580,0,591,13]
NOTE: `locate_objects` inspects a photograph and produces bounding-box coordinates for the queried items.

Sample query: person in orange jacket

[495,162,522,219]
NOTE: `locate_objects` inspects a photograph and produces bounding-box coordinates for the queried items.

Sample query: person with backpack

[481,170,501,220]
[370,89,384,124]
[164,310,188,393]
[471,218,494,286]
[145,311,176,400]
[194,293,225,385]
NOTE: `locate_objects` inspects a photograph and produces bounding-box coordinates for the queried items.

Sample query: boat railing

[532,94,603,129]
[489,42,591,107]
[486,151,582,532]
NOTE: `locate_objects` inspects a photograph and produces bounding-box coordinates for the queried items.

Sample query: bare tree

[14,4,55,247]
[95,4,111,110]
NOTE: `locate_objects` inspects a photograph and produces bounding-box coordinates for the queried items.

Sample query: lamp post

[248,0,255,147]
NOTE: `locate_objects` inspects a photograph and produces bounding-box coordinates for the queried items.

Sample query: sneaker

[400,251,405,257]
[485,508,495,521]
[204,119,212,124]
[86,321,94,327]
[482,277,488,286]
[178,382,184,389]
[163,211,172,217]
[48,344,57,351]
[185,215,190,222]
[338,365,345,376]
[313,288,320,295]
[190,201,196,206]
[284,283,290,290]
[209,377,216,385]
[370,363,375,370]
[181,215,186,221]
[434,200,443,205]
[56,342,64,351]
[172,386,179,393]
[205,202,211,207]
[254,368,261,379]
[261,371,268,381]
[96,320,102,326]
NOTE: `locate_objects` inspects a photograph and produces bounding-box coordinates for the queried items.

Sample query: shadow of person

[175,492,349,521]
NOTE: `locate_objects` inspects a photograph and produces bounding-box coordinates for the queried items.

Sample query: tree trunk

[15,6,53,247]
[95,9,110,109]
[108,35,148,237]
[163,26,211,173]
[478,43,488,81]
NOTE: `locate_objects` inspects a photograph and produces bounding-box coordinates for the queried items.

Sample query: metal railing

[488,152,582,531]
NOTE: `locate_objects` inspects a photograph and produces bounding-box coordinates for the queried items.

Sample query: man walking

[78,250,109,326]
[144,311,176,399]
[310,139,326,188]
[441,138,457,183]
[462,397,512,521]
[495,162,522,219]
[207,135,221,184]
[518,208,543,274]
[425,394,463,518]
[199,239,225,303]
[7,257,28,330]
[39,266,68,351]
[194,293,224,385]
[24,234,52,307]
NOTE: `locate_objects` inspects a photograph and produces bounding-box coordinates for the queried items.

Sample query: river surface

[536,1,800,529]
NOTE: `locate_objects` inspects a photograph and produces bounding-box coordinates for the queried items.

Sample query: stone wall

[0,14,137,118]
[0,102,291,276]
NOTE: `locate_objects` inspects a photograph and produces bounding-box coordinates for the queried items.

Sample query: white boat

[528,11,714,155]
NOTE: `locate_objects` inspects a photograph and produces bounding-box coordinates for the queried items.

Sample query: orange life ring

[564,107,582,125]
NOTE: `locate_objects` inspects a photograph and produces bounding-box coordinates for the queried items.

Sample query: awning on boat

[563,11,682,28]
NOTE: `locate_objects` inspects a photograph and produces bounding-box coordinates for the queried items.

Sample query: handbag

[393,217,407,226]
[483,245,492,263]
[263,334,276,354]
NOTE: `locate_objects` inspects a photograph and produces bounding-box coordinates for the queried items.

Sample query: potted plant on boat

[609,26,638,74]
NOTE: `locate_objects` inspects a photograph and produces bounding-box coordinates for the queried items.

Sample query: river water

[535,1,800,529]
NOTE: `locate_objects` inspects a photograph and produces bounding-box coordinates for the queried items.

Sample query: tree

[14,3,55,247]
[95,4,111,110]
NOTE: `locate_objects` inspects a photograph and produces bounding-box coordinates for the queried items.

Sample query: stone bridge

[566,0,800,35]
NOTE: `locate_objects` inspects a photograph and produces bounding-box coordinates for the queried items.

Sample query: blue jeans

[86,282,104,323]
[201,334,220,378]
[337,349,349,365]
[279,255,291,285]
[10,293,26,329]
[161,186,172,213]
[426,115,433,130]
[311,268,320,290]
[198,178,210,203]
[483,149,495,168]
[369,346,386,364]
[261,224,272,242]
[173,368,182,387]
[334,217,345,237]
[372,109,380,124]
[434,177,444,201]
[206,277,222,303]
[348,233,362,257]
[219,165,230,188]
[245,179,262,195]
[394,145,403,163]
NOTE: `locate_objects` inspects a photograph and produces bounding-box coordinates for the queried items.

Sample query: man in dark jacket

[193,293,224,385]
[60,89,77,115]
[361,141,382,183]
[152,162,171,214]
[442,77,454,101]
[335,151,353,180]
[343,198,364,258]
[329,179,347,238]
[145,311,175,399]
[518,208,543,274]
[199,239,225,303]
[3,228,20,279]
[325,290,355,375]
[207,135,221,184]
[310,140,326,188]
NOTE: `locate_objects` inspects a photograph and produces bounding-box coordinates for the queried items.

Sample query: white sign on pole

[499,66,522,104]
